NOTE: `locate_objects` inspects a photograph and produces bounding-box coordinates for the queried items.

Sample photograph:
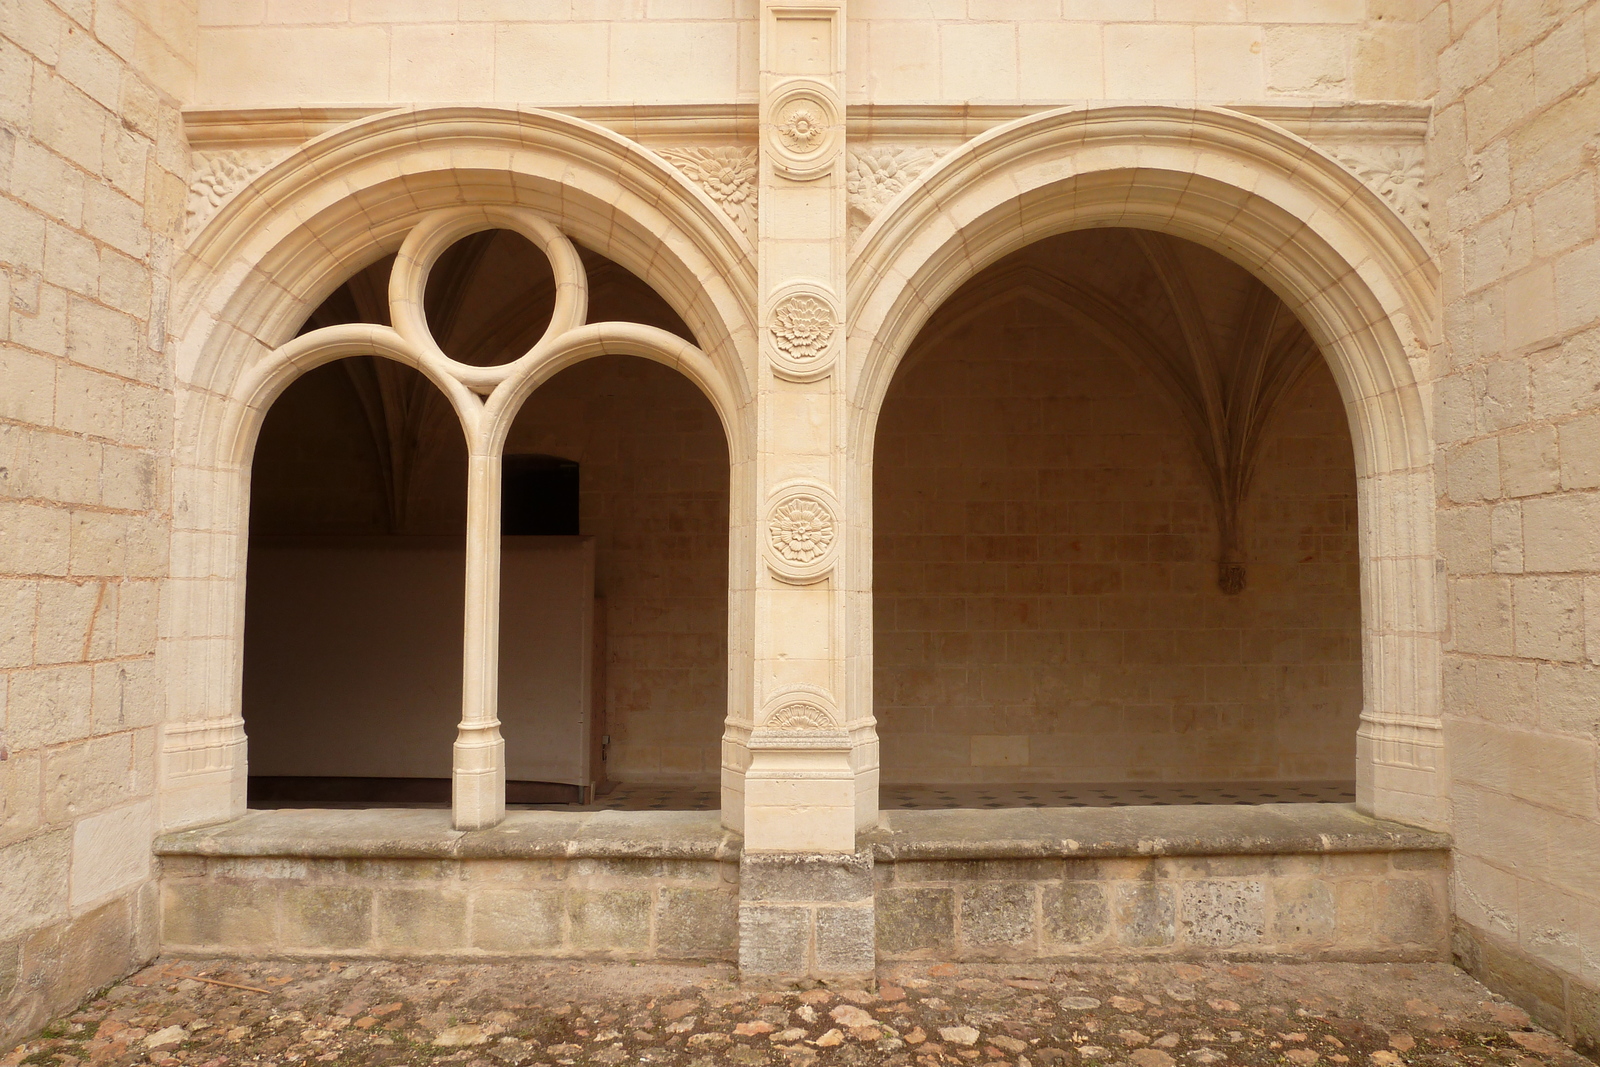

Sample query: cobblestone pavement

[4,958,1592,1067]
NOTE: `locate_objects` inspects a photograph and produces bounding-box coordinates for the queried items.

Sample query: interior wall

[507,356,730,786]
[872,234,1362,785]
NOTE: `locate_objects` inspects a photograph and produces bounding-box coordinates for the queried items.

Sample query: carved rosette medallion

[765,80,841,182]
[765,487,839,583]
[765,283,839,381]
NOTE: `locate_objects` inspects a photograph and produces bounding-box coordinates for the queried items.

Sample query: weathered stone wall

[0,0,193,1048]
[155,807,1450,966]
[188,0,1422,108]
[160,854,740,961]
[1425,0,1600,1052]
[874,259,1361,785]
[876,851,1450,963]
[156,810,741,961]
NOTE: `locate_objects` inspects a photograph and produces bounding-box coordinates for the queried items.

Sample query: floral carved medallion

[766,490,838,581]
[777,103,827,153]
[771,293,835,362]
[766,284,839,381]
[766,81,840,181]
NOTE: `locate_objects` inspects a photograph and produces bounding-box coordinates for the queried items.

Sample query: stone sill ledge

[869,804,1450,861]
[156,803,1448,864]
[155,808,740,861]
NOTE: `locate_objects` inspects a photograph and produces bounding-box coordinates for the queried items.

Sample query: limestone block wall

[1425,0,1600,1052]
[847,0,1422,104]
[193,0,758,108]
[188,0,1422,109]
[0,0,193,1048]
[873,295,1361,784]
[160,853,740,961]
[875,852,1449,963]
[156,810,742,962]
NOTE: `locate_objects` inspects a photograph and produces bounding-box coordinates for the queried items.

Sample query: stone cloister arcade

[157,89,1443,974]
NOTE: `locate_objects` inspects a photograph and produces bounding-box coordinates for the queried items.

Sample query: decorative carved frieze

[186,148,285,238]
[658,146,758,240]
[846,145,945,246]
[1330,144,1429,240]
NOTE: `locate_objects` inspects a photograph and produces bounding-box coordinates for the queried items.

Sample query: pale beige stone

[70,799,154,907]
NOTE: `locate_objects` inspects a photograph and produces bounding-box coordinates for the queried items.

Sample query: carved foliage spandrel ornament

[766,490,838,581]
[846,145,945,246]
[658,146,757,240]
[1331,144,1429,240]
[186,149,283,238]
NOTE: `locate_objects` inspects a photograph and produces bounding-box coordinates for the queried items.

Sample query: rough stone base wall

[1454,919,1600,1058]
[739,852,875,979]
[159,855,738,962]
[0,886,159,1049]
[876,851,1450,963]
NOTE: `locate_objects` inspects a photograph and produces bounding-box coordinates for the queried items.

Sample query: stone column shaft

[454,447,506,830]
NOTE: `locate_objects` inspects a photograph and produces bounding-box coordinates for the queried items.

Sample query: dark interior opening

[502,454,580,536]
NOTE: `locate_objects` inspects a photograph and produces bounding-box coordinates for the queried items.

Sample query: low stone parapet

[871,805,1452,962]
[156,809,740,960]
[155,803,1451,967]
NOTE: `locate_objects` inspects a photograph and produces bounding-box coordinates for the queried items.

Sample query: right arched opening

[872,228,1362,807]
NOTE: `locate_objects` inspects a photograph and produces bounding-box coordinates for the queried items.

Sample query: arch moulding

[844,104,1446,830]
[158,106,759,832]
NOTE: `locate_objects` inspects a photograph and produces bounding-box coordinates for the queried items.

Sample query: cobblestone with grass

[3,958,1591,1067]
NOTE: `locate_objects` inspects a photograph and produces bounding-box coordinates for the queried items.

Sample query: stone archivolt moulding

[657,146,757,242]
[764,484,839,584]
[765,280,840,381]
[765,79,841,182]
